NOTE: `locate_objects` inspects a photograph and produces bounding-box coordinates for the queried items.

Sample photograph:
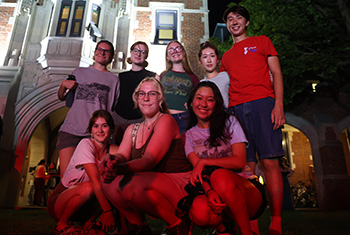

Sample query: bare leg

[260,158,283,233]
[59,147,76,178]
[211,169,262,235]
[54,182,94,230]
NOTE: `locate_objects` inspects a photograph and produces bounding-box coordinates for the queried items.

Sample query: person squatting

[48,5,285,235]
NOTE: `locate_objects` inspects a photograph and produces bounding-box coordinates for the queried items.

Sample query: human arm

[84,163,115,232]
[187,142,246,185]
[115,115,178,174]
[57,80,78,101]
[268,56,285,130]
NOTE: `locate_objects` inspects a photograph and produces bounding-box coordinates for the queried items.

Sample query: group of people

[47,5,285,235]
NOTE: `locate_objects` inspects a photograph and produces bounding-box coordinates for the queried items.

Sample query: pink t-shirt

[221,35,278,106]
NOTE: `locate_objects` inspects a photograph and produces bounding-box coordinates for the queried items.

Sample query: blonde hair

[132,77,169,114]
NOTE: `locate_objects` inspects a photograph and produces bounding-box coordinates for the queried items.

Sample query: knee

[190,196,221,227]
[210,170,237,194]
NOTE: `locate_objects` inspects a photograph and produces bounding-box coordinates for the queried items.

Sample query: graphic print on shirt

[162,75,192,97]
[76,83,111,104]
[192,138,232,159]
[244,46,257,55]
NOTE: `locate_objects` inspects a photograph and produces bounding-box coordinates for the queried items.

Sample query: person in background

[100,77,192,235]
[34,159,46,206]
[279,157,294,210]
[56,40,120,178]
[221,5,285,235]
[184,82,266,235]
[48,110,116,234]
[198,41,230,108]
[113,41,159,145]
[160,40,199,134]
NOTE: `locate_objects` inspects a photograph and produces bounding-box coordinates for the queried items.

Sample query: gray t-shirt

[59,66,120,136]
[201,71,230,108]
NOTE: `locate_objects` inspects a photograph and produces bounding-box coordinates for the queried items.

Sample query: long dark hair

[187,82,232,147]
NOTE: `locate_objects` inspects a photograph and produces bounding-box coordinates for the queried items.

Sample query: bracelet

[103,209,113,213]
[205,189,213,196]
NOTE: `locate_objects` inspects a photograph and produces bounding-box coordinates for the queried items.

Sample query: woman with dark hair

[198,41,229,108]
[101,77,193,235]
[184,82,266,235]
[48,110,116,234]
[160,40,199,134]
[56,40,120,177]
[113,41,159,145]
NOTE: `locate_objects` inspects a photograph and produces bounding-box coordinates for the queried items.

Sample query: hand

[190,160,205,185]
[206,190,226,214]
[271,104,285,130]
[62,80,78,90]
[98,211,115,232]
[100,154,118,183]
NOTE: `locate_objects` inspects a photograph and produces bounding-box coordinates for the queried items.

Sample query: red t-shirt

[220,35,278,106]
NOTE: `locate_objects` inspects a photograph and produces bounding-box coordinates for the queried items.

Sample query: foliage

[291,181,318,208]
[212,0,350,107]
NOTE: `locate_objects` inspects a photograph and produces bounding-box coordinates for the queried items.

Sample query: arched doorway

[16,107,68,207]
[282,124,318,208]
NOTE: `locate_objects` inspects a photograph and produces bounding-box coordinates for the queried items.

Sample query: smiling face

[192,87,216,127]
[131,43,148,66]
[166,41,183,64]
[137,81,161,118]
[94,42,114,66]
[200,47,219,73]
[226,11,249,38]
[91,117,111,144]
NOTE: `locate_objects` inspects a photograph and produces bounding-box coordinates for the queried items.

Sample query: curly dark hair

[187,82,232,147]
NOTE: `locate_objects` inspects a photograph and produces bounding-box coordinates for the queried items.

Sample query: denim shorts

[229,97,284,162]
[172,111,190,134]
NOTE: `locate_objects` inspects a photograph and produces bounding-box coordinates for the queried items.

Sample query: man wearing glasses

[56,40,120,178]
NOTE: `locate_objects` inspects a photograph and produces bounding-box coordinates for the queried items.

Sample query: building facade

[0,0,349,210]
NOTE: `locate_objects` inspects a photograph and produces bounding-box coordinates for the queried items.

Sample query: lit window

[56,0,86,37]
[70,2,86,37]
[56,1,72,36]
[154,10,177,44]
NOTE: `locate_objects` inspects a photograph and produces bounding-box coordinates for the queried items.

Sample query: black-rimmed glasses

[137,91,160,100]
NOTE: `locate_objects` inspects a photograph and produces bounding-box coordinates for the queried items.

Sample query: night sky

[208,0,232,35]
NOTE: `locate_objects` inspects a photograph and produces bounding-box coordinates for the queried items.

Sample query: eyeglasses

[95,48,112,55]
[167,46,182,54]
[137,91,160,100]
[132,48,147,55]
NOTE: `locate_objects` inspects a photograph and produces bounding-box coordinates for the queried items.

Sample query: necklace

[144,112,162,130]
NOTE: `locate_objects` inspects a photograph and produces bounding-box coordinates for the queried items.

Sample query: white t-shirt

[185,116,254,179]
[61,138,99,188]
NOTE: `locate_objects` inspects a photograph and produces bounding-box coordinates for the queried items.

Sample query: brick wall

[0,6,15,60]
[134,11,153,42]
[140,0,203,9]
[288,131,313,186]
[181,12,205,78]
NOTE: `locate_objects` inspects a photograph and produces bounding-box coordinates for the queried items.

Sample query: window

[87,4,101,42]
[56,0,86,37]
[69,1,86,37]
[56,0,72,36]
[153,10,177,44]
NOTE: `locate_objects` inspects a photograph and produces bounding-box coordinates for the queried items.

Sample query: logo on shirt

[76,83,110,104]
[244,46,257,55]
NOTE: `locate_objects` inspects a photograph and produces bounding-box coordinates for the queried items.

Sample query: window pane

[159,14,174,25]
[92,12,98,24]
[159,29,173,39]
[73,22,80,34]
[62,7,70,19]
[75,6,84,19]
[59,22,67,34]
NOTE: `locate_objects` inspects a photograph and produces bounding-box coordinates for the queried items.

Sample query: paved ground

[0,207,349,234]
